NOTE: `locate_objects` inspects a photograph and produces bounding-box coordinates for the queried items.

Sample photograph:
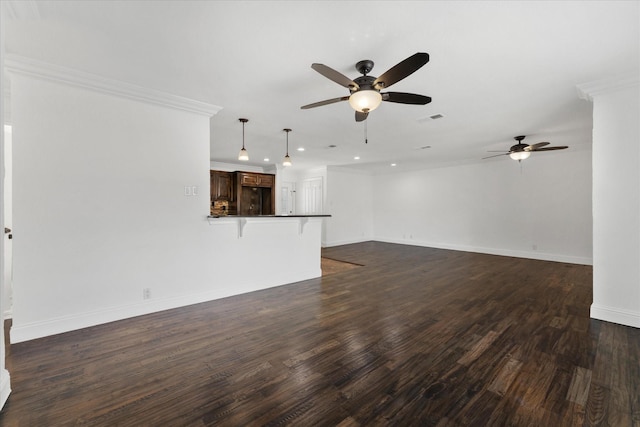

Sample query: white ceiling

[4,1,639,173]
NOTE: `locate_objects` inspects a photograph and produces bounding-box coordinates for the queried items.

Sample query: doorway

[3,125,12,319]
[302,177,323,215]
[279,181,296,215]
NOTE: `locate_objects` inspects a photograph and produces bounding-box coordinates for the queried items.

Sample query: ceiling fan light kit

[509,151,531,161]
[348,90,382,113]
[302,52,432,122]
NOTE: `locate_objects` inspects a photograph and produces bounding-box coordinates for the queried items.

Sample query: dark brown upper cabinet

[210,170,275,216]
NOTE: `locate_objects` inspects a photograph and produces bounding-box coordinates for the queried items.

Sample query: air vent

[417,113,444,123]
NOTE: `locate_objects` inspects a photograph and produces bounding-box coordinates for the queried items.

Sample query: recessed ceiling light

[263,158,269,162]
[354,156,360,160]
[297,147,305,152]
[391,163,397,167]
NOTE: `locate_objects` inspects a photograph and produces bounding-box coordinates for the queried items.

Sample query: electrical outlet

[143,288,151,300]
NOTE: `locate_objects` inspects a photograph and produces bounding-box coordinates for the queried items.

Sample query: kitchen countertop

[207,214,331,219]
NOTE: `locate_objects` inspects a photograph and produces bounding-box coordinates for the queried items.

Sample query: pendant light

[283,128,292,167]
[238,118,249,161]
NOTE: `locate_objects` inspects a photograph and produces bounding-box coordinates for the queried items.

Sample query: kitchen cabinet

[238,172,274,188]
[236,172,275,215]
[210,171,237,215]
[210,170,275,216]
[211,171,234,201]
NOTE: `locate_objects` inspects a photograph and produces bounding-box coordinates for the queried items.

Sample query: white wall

[324,166,374,247]
[10,73,208,341]
[372,149,593,265]
[584,76,640,327]
[9,64,323,342]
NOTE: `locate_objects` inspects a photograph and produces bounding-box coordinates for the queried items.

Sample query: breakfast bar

[205,214,330,299]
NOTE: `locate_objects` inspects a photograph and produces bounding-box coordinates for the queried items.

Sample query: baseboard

[323,237,371,248]
[373,237,592,265]
[10,267,321,343]
[0,369,10,411]
[590,304,640,328]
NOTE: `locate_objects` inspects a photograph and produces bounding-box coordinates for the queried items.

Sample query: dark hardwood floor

[1,242,638,426]
[320,257,362,276]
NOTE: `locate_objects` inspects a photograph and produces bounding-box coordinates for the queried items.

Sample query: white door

[279,181,296,215]
[302,177,323,214]
[3,125,12,318]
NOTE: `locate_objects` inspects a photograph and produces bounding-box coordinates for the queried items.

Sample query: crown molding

[576,72,640,101]
[5,55,222,117]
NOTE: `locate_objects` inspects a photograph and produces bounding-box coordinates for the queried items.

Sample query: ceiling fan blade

[355,111,369,122]
[373,52,430,89]
[311,63,358,89]
[382,92,432,105]
[301,96,349,109]
[531,146,568,152]
[524,142,550,151]
[482,153,509,159]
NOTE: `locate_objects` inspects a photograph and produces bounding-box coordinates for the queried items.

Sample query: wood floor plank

[488,355,523,396]
[566,366,593,406]
[457,330,501,366]
[585,382,611,426]
[0,241,637,426]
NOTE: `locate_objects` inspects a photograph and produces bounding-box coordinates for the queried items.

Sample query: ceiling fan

[301,52,432,122]
[483,135,568,161]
